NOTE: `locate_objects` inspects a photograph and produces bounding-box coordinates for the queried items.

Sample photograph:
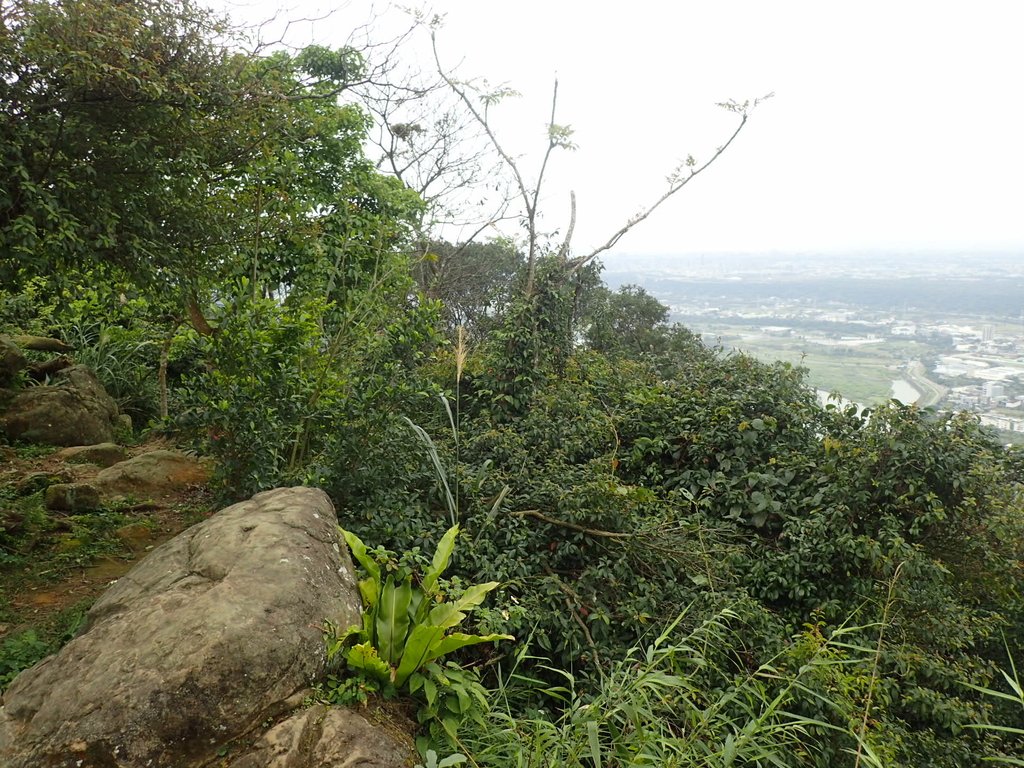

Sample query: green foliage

[339,300,1024,765]
[411,661,491,754]
[180,292,338,497]
[583,283,670,357]
[317,671,384,708]
[176,195,441,499]
[414,238,525,336]
[0,630,49,690]
[0,488,55,570]
[0,603,87,692]
[46,286,168,426]
[416,749,468,768]
[1,0,415,325]
[474,256,577,419]
[3,0,238,286]
[332,525,512,690]
[451,608,875,767]
[966,649,1024,765]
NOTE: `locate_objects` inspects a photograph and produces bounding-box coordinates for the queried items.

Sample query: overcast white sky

[218,0,1024,257]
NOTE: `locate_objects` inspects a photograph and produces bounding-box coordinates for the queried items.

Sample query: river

[816,378,921,413]
[890,378,921,404]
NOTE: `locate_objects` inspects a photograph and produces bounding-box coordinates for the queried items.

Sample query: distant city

[603,251,1024,442]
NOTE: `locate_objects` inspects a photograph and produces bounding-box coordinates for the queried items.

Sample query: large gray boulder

[0,365,119,446]
[0,487,396,768]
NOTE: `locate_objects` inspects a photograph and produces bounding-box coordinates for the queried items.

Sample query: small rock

[15,471,68,496]
[115,522,153,553]
[0,508,24,535]
[44,483,101,513]
[0,365,119,446]
[54,443,128,468]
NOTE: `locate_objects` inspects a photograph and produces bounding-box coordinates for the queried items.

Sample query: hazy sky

[219,0,1024,256]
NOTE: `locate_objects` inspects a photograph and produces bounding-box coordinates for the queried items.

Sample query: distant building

[984,381,1006,400]
[981,413,1024,432]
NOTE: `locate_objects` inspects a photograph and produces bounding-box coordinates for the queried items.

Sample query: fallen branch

[27,355,72,381]
[512,509,631,539]
[544,566,603,670]
[9,335,74,353]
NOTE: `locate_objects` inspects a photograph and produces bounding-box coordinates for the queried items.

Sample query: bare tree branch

[556,190,576,262]
[568,94,772,272]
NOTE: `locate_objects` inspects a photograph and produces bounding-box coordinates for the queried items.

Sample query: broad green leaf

[394,623,449,686]
[448,582,502,614]
[422,524,460,595]
[357,577,379,610]
[376,576,413,665]
[438,754,468,767]
[408,672,425,694]
[587,721,602,768]
[441,714,460,739]
[409,586,428,625]
[346,641,391,684]
[427,602,466,630]
[431,632,514,658]
[423,675,438,705]
[326,624,361,661]
[340,527,380,585]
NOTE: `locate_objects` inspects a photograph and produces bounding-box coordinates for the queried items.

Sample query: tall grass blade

[404,416,458,526]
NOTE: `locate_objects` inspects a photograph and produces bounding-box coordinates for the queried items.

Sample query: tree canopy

[0,0,418,321]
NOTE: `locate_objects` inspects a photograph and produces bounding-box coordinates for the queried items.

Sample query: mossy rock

[44,484,101,513]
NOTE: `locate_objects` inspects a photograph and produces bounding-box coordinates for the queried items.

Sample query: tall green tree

[0,0,412,325]
[413,238,524,335]
[584,284,670,357]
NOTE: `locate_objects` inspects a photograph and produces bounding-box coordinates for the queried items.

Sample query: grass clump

[430,608,875,767]
[0,602,89,692]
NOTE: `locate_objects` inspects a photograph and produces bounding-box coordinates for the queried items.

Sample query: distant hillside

[603,275,1024,318]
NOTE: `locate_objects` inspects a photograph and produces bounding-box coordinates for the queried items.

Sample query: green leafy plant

[330,524,512,692]
[0,630,50,690]
[965,648,1024,766]
[0,604,88,692]
[450,607,878,768]
[416,749,467,768]
[410,660,491,753]
[317,672,384,708]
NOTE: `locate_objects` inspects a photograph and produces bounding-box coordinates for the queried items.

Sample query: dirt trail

[1,438,213,637]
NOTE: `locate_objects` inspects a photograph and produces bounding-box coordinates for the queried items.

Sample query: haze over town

[602,250,1024,440]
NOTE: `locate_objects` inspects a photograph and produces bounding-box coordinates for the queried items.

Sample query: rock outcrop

[44,482,101,512]
[0,486,411,768]
[53,442,128,468]
[90,449,209,500]
[228,704,414,768]
[0,337,25,388]
[0,365,119,446]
